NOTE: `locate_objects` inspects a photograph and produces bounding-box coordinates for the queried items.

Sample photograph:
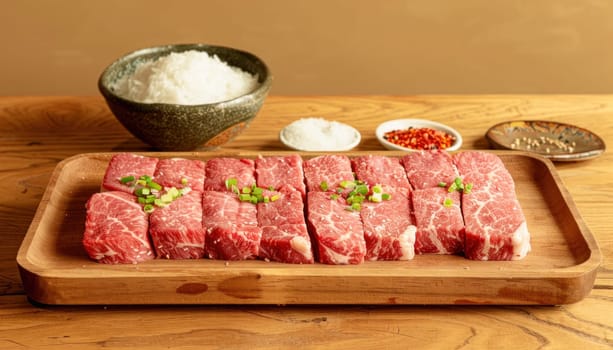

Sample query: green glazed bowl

[98,44,271,151]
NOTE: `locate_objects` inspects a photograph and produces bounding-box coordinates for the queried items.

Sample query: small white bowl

[376,119,462,152]
[279,118,361,152]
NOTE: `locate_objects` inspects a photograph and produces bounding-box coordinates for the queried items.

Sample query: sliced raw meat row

[102,153,159,193]
[83,191,153,264]
[402,150,458,190]
[306,191,366,264]
[154,157,206,191]
[454,151,531,261]
[203,157,255,192]
[303,155,354,193]
[401,151,465,255]
[149,190,205,259]
[351,155,416,261]
[410,188,464,255]
[255,155,306,197]
[351,155,412,196]
[87,152,530,264]
[257,186,314,264]
[203,156,311,263]
[360,191,416,261]
[201,190,261,260]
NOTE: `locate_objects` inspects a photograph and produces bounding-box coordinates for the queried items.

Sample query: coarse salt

[281,117,360,151]
[113,50,258,105]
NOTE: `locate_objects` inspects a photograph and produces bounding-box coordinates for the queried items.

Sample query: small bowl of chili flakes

[375,119,462,152]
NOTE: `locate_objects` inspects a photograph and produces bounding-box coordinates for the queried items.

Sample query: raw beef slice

[149,190,205,259]
[411,188,464,255]
[303,155,354,193]
[201,190,261,260]
[453,151,531,261]
[351,155,412,196]
[401,150,459,190]
[257,186,313,264]
[154,157,206,192]
[203,158,255,192]
[102,153,159,193]
[306,191,365,264]
[255,155,306,197]
[360,191,416,261]
[83,191,153,264]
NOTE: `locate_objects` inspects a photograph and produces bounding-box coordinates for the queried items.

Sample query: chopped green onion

[225,178,238,190]
[241,187,251,194]
[135,187,150,197]
[369,193,382,203]
[330,194,339,200]
[120,175,135,184]
[443,197,454,207]
[382,193,391,201]
[143,204,154,213]
[160,193,174,203]
[340,180,355,189]
[464,183,473,194]
[181,178,189,185]
[239,193,252,202]
[270,194,280,202]
[320,181,328,191]
[438,182,447,187]
[347,202,361,211]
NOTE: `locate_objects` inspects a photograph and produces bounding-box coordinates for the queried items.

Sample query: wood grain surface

[1,96,612,348]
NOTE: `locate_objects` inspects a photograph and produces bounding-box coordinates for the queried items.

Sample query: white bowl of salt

[279,117,361,152]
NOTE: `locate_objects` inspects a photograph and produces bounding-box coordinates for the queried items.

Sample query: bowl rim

[98,43,272,108]
[375,118,462,152]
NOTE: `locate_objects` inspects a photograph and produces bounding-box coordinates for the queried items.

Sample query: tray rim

[16,150,602,305]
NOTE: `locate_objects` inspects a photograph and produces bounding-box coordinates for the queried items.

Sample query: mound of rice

[113,50,258,105]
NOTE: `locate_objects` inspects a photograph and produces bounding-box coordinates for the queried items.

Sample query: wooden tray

[17,151,601,305]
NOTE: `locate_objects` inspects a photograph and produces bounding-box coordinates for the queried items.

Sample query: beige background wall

[2,0,613,95]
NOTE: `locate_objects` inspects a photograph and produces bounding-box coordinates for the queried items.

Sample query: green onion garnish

[320,181,328,191]
[225,178,238,191]
[443,197,454,207]
[464,183,473,194]
[120,175,135,184]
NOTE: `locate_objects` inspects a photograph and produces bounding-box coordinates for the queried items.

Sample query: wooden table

[1,96,611,349]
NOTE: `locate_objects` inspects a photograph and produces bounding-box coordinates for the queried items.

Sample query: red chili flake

[383,127,455,150]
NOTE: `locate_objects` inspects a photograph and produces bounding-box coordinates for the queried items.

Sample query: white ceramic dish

[279,118,361,152]
[375,119,462,152]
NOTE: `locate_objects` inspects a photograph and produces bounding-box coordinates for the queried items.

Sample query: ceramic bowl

[375,119,462,152]
[98,43,271,151]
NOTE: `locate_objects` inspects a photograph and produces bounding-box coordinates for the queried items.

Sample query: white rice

[113,50,258,105]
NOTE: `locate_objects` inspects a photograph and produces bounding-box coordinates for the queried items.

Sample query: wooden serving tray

[17,151,601,305]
